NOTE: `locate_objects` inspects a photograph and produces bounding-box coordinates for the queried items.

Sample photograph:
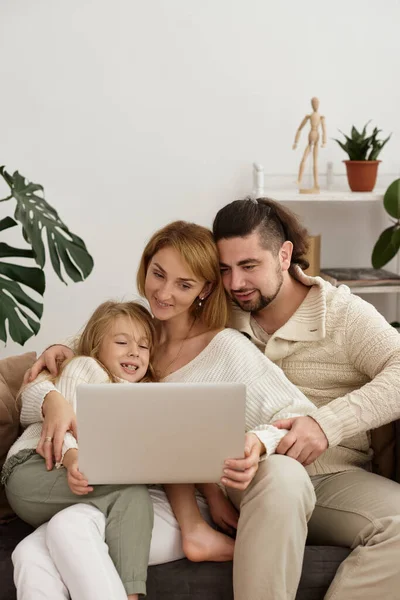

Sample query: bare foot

[182,521,235,562]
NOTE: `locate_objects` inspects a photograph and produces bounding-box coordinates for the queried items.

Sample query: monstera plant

[0,166,94,345]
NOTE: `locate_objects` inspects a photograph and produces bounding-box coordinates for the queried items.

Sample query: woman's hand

[36,391,77,470]
[63,450,93,496]
[24,345,74,384]
[205,485,239,535]
[221,433,265,491]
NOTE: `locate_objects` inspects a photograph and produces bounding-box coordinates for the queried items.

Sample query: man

[212,197,400,600]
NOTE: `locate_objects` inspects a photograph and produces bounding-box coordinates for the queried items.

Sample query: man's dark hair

[213,197,310,270]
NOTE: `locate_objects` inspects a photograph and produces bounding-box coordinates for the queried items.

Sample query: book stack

[320,268,400,288]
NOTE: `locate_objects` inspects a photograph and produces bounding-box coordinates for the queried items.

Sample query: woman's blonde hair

[64,301,157,383]
[137,221,229,330]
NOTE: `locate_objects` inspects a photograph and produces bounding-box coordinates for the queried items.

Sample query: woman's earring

[198,296,204,308]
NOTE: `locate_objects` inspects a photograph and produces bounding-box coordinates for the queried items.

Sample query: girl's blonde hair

[137,221,229,330]
[64,301,157,383]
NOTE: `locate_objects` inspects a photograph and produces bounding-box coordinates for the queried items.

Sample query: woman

[17,221,316,600]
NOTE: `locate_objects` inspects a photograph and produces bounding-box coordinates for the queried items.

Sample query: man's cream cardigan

[229,267,400,476]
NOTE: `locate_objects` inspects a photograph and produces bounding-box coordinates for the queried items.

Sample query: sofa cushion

[0,352,36,521]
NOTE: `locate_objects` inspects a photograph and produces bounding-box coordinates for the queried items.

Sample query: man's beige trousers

[227,455,400,600]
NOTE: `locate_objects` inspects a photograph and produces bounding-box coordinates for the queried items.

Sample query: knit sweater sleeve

[20,338,77,425]
[20,378,58,427]
[313,294,400,447]
[244,347,317,455]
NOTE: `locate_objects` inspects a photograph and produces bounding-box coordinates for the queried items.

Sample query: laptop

[76,382,246,484]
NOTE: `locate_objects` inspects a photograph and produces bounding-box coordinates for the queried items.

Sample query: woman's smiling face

[144,246,207,321]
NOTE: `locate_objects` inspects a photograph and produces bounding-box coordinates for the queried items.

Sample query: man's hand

[23,345,74,384]
[221,432,265,491]
[63,449,93,496]
[274,416,328,466]
[36,391,77,470]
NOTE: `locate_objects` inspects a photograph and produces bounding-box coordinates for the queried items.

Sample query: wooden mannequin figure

[293,97,327,194]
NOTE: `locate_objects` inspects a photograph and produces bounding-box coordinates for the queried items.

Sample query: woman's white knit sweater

[10,329,317,460]
[164,329,317,453]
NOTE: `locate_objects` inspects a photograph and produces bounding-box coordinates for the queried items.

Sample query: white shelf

[349,285,400,295]
[266,190,384,202]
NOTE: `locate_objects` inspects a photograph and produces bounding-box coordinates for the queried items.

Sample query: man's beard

[231,270,283,313]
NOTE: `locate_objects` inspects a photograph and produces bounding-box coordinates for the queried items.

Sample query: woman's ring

[44,436,53,443]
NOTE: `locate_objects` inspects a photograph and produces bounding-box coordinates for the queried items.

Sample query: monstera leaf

[0,216,45,344]
[0,167,94,345]
[1,168,94,283]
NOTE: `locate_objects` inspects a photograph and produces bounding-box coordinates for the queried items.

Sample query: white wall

[1,0,400,357]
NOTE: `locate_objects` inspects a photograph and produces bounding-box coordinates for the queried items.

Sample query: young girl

[2,301,157,600]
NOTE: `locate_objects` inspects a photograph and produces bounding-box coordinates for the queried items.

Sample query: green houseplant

[334,121,391,192]
[0,166,94,346]
[372,179,400,268]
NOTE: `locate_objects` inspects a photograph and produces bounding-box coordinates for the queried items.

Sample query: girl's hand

[36,391,77,470]
[24,345,74,384]
[64,450,93,496]
[221,433,265,491]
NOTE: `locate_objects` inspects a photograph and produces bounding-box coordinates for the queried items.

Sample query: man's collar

[229,265,327,344]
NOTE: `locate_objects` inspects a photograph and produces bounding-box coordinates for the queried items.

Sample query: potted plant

[0,166,94,345]
[334,121,391,192]
[371,178,400,268]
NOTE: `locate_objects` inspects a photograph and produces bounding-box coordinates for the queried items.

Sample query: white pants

[12,487,211,600]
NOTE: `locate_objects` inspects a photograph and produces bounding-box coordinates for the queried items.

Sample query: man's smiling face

[217,231,285,312]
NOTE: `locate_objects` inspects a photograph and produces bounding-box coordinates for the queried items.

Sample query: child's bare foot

[182,520,235,562]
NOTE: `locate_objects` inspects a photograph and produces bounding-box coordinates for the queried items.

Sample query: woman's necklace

[158,317,197,379]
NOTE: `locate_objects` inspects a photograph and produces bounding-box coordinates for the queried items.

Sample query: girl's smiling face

[98,315,150,382]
